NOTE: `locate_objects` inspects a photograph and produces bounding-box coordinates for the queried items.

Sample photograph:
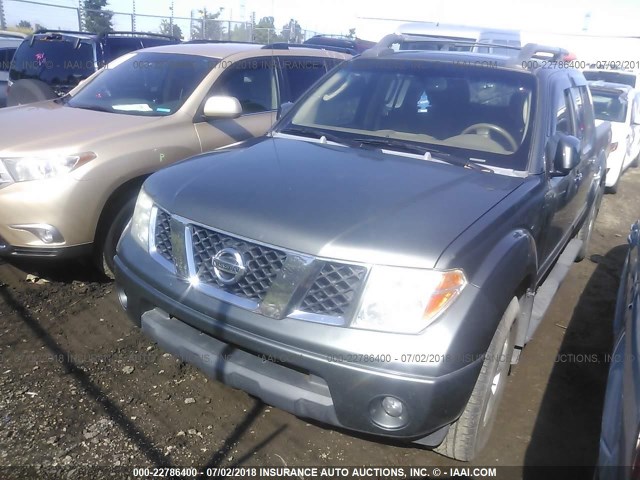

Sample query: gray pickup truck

[114,38,611,461]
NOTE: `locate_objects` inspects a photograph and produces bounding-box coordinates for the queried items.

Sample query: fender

[466,228,537,350]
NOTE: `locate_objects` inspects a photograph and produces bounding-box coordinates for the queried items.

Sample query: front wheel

[95,197,136,279]
[434,297,519,461]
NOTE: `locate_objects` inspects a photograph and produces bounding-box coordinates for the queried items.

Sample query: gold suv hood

[0,99,160,155]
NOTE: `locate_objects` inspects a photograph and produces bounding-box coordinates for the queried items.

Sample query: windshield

[9,38,96,94]
[591,91,628,123]
[67,52,218,116]
[278,58,536,169]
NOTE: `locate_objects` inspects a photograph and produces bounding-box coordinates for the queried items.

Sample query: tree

[190,8,224,41]
[83,0,113,34]
[347,28,356,39]
[159,19,183,40]
[230,23,251,42]
[252,16,283,44]
[281,19,303,44]
[34,23,46,32]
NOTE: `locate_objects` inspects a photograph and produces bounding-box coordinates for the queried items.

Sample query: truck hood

[0,100,160,155]
[147,137,525,267]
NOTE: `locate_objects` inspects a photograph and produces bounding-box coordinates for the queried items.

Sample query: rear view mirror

[277,101,294,120]
[203,96,242,119]
[553,135,581,174]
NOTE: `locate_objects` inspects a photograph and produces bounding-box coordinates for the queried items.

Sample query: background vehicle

[589,81,640,193]
[114,38,609,462]
[0,31,25,108]
[597,221,640,480]
[395,22,520,54]
[7,30,180,106]
[584,68,640,89]
[0,42,349,277]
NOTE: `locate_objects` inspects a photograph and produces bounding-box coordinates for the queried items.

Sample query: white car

[589,81,640,193]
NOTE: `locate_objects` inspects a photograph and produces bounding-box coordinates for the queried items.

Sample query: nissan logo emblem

[212,247,246,285]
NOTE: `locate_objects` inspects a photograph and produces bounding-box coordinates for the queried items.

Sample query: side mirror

[277,101,294,120]
[203,96,242,119]
[553,135,581,174]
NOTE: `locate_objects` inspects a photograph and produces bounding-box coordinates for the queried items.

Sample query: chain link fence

[0,0,321,42]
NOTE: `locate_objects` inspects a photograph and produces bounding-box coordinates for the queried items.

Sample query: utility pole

[0,0,6,30]
[169,0,174,31]
[132,0,136,31]
[78,0,84,30]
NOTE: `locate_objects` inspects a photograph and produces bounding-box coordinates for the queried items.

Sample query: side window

[280,57,327,102]
[0,48,16,72]
[210,59,277,114]
[554,87,574,136]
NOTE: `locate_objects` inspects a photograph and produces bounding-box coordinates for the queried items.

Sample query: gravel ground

[1,167,639,480]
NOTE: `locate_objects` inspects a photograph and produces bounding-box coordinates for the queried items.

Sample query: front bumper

[114,237,495,444]
[0,176,102,254]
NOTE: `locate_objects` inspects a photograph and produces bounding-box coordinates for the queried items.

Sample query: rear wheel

[434,297,519,461]
[631,152,639,168]
[95,197,136,279]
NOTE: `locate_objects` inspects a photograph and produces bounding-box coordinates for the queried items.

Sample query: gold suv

[0,42,348,276]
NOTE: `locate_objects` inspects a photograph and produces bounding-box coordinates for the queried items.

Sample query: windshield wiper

[69,103,113,113]
[278,126,356,147]
[353,138,494,173]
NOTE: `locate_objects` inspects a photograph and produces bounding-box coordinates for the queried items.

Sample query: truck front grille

[300,262,367,317]
[191,225,287,301]
[150,208,368,323]
[154,209,173,263]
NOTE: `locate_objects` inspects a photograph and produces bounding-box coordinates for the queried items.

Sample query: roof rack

[262,42,354,55]
[33,29,94,36]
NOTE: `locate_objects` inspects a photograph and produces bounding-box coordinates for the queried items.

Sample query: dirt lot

[1,167,639,479]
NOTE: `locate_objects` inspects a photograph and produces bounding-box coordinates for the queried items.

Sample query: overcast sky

[4,0,640,58]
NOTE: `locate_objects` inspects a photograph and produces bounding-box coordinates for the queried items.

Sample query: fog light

[382,396,404,417]
[10,224,63,244]
[369,396,409,430]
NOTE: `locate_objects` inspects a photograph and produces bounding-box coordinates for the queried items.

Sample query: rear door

[538,78,582,268]
[194,56,279,153]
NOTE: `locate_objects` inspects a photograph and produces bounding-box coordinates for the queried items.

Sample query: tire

[631,153,639,168]
[95,197,136,279]
[434,297,519,461]
[7,79,57,106]
[575,197,599,262]
[605,161,623,194]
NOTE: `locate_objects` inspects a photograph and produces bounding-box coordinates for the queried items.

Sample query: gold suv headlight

[0,152,96,182]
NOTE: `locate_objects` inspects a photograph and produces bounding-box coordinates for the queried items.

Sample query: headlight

[352,266,467,334]
[130,188,154,250]
[1,152,96,182]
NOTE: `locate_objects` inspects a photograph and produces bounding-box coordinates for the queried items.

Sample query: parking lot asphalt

[1,167,639,479]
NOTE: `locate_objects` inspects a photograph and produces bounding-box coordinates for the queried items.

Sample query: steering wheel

[461,123,518,152]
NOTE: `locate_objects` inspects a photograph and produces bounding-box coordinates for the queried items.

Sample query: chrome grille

[300,262,367,317]
[191,225,287,301]
[154,209,173,263]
